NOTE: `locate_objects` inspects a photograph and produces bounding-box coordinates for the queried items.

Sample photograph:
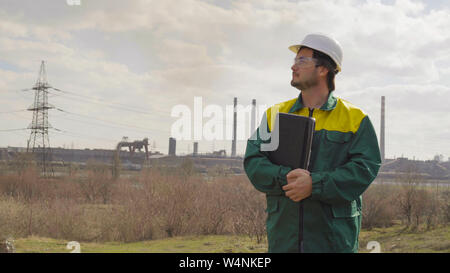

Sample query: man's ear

[317,66,329,77]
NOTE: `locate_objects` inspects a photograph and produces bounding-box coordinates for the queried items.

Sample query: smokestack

[169,137,176,156]
[251,99,256,135]
[193,142,198,156]
[231,97,237,157]
[380,96,385,162]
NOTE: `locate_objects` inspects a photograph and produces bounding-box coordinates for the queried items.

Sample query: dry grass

[363,180,449,230]
[0,161,266,243]
[0,159,448,250]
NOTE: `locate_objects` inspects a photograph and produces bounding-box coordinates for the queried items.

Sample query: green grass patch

[14,235,268,253]
[358,224,450,253]
[13,224,449,253]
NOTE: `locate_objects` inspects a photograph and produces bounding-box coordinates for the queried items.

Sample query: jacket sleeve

[243,113,292,195]
[310,115,381,205]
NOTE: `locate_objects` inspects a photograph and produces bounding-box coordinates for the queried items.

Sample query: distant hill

[379,158,450,180]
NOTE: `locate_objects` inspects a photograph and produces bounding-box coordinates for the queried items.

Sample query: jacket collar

[289,91,337,113]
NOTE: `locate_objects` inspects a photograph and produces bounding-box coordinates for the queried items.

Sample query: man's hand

[283,169,312,202]
[286,168,310,184]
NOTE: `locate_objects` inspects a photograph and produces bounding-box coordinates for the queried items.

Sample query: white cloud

[0,0,449,158]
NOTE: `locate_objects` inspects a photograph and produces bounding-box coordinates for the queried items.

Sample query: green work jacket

[244,91,381,253]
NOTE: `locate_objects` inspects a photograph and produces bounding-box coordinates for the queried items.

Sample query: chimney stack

[193,142,198,156]
[231,97,237,157]
[251,99,256,135]
[169,137,176,156]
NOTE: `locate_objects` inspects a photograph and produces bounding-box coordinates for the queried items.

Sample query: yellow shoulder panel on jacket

[265,97,366,133]
[266,97,297,132]
[315,98,367,133]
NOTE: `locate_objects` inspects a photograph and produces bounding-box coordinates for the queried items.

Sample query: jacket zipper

[299,107,314,253]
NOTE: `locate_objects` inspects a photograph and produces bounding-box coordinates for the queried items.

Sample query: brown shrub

[20,162,450,244]
[362,183,397,229]
[393,169,449,230]
[77,160,116,204]
[226,176,266,243]
[442,190,450,223]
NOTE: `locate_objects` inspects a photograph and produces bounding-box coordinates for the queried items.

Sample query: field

[358,223,450,253]
[12,223,450,253]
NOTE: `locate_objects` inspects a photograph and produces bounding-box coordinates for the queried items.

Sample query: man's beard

[291,74,319,90]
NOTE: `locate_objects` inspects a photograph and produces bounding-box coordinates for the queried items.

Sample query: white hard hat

[289,33,343,73]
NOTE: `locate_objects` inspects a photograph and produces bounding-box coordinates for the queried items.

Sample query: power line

[5,80,176,151]
[53,111,150,135]
[14,86,170,118]
[0,109,27,114]
[2,105,169,136]
[51,128,119,143]
[53,108,169,135]
[0,128,28,132]
[8,85,174,132]
[49,87,170,117]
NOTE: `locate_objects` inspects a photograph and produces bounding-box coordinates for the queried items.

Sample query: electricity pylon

[26,61,55,177]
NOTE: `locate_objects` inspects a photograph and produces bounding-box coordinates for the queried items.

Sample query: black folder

[268,113,315,170]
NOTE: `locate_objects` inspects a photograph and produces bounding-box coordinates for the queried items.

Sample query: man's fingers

[285,191,302,202]
[286,169,310,179]
[286,170,301,179]
[298,169,310,176]
[286,172,295,179]
[284,186,302,200]
[282,183,293,191]
[284,189,295,199]
[285,190,291,198]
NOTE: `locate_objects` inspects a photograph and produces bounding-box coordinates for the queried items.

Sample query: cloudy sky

[0,0,449,160]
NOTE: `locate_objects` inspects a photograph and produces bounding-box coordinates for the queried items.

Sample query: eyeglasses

[293,56,318,67]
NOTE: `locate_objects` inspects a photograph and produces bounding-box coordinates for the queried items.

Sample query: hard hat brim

[288,45,301,54]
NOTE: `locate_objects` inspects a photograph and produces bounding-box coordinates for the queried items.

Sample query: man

[243,33,381,253]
